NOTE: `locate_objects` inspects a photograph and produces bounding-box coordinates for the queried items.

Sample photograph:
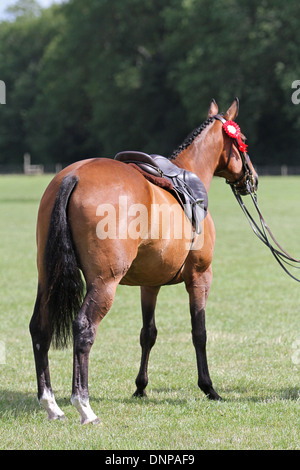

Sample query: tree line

[1,0,300,168]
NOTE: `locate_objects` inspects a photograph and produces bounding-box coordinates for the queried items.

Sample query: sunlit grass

[0,174,299,449]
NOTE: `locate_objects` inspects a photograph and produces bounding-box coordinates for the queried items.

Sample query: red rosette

[223,120,248,153]
[223,120,240,139]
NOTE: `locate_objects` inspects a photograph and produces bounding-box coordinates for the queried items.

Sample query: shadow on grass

[0,389,72,419]
[122,388,189,406]
[219,386,299,402]
[0,385,298,419]
[90,385,300,407]
[0,389,38,419]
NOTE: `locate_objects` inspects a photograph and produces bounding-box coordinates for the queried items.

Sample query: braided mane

[169,117,215,160]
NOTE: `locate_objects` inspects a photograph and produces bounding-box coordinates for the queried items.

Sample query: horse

[29,98,258,424]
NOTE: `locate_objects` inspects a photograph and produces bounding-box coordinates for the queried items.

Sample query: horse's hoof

[133,389,147,398]
[81,417,102,426]
[207,390,222,401]
[47,413,66,421]
[56,414,67,421]
[91,417,102,426]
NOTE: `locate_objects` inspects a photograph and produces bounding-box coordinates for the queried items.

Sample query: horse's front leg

[133,285,160,397]
[185,266,221,400]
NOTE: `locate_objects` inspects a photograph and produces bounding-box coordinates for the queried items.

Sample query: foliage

[0,0,300,166]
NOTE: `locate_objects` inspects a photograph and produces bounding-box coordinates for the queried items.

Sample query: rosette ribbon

[223,120,248,153]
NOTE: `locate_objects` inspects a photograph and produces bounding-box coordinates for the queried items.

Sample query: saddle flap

[151,155,182,177]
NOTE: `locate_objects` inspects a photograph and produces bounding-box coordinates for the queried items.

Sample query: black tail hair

[44,175,85,349]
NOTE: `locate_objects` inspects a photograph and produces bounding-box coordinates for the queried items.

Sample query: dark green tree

[28,0,186,164]
[0,5,63,165]
[1,0,300,168]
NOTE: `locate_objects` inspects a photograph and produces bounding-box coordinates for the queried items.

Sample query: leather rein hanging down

[231,186,300,282]
[214,114,300,282]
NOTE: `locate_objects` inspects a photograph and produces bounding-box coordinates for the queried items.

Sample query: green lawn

[0,174,299,450]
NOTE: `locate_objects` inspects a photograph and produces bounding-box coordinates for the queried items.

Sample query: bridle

[213,114,300,282]
[214,113,257,196]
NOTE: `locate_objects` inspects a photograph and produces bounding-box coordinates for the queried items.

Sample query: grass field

[0,174,299,450]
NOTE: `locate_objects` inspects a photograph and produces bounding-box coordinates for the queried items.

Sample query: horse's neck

[173,135,220,192]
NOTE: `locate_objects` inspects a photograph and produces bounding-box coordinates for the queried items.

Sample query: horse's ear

[224,97,239,120]
[207,99,218,118]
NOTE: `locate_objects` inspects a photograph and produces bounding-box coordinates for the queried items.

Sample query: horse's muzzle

[229,172,258,196]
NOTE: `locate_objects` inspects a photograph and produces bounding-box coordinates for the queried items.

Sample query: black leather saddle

[114,151,208,233]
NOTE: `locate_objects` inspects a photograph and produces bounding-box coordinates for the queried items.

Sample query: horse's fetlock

[198,378,213,394]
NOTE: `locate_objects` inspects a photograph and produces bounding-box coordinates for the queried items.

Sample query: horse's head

[210,98,258,196]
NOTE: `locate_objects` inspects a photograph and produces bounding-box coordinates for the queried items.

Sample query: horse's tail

[44,174,85,349]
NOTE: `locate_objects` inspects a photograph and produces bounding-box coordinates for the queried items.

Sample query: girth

[114,151,208,233]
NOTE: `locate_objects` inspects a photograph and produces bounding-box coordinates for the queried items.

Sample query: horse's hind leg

[29,286,65,420]
[71,279,118,424]
[133,285,160,397]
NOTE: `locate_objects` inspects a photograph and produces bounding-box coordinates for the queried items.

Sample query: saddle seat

[114,151,208,234]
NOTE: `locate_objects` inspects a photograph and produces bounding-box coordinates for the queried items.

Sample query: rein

[213,113,300,282]
[231,185,300,282]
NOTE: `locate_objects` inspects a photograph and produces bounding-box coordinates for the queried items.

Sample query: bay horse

[29,98,258,424]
